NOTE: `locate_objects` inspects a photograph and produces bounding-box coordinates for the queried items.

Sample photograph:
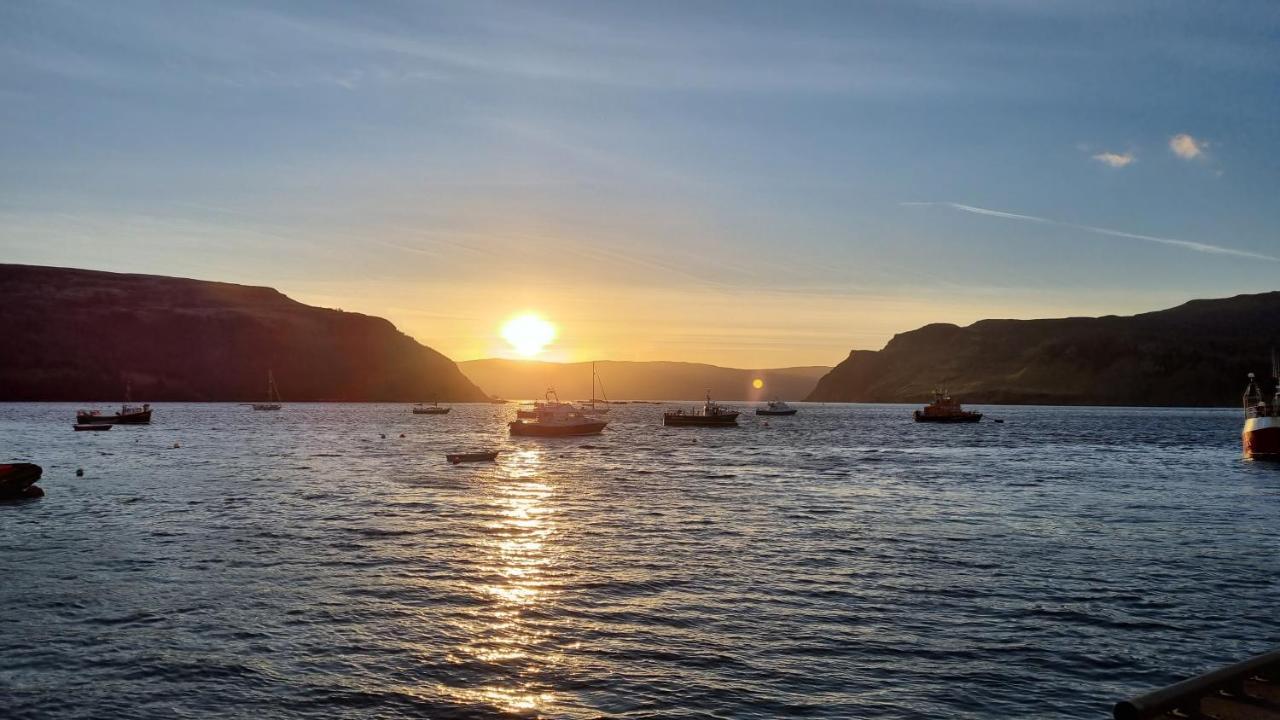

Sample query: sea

[2,402,1277,719]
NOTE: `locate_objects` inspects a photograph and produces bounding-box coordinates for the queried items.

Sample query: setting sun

[501,313,557,357]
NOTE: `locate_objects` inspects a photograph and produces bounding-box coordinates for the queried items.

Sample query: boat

[516,389,574,419]
[1243,358,1280,460]
[413,401,451,415]
[0,463,44,501]
[913,389,982,423]
[756,398,797,416]
[578,362,611,415]
[663,391,740,427]
[510,395,608,437]
[253,370,283,411]
[76,381,152,425]
[73,424,111,432]
[446,451,500,464]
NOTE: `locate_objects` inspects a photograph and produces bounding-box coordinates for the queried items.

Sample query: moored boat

[664,391,740,427]
[77,380,152,424]
[913,389,982,423]
[73,423,111,432]
[413,401,451,415]
[252,369,283,411]
[0,463,44,501]
[510,397,607,437]
[756,398,797,416]
[1243,364,1280,460]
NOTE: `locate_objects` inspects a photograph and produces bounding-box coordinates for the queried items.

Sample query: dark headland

[807,291,1280,406]
[0,264,488,402]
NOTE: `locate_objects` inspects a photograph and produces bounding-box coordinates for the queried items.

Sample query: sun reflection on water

[440,448,564,715]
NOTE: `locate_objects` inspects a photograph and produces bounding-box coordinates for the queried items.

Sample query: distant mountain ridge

[807,291,1280,406]
[0,264,488,402]
[459,359,830,401]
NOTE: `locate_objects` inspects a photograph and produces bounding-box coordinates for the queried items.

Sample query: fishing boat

[413,401,451,415]
[76,381,152,425]
[253,370,283,411]
[756,398,797,416]
[1243,357,1280,460]
[516,389,574,419]
[663,391,740,427]
[0,463,43,501]
[73,424,111,432]
[446,451,500,464]
[510,399,608,437]
[913,389,982,423]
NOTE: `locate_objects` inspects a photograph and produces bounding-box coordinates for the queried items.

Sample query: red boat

[1243,367,1280,460]
[76,403,151,425]
[509,399,607,437]
[913,389,982,423]
[0,463,43,501]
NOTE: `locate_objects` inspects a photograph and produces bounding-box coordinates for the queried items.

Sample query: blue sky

[2,1,1278,366]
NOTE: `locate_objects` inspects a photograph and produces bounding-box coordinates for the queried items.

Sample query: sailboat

[76,380,152,425]
[579,362,611,415]
[253,370,283,411]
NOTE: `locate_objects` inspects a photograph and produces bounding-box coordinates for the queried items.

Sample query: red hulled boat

[913,389,982,423]
[1243,366,1280,460]
[509,391,608,437]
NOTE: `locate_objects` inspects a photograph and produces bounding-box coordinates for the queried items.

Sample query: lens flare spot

[752,378,764,390]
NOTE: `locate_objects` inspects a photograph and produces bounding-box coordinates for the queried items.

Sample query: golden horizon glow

[500,313,557,358]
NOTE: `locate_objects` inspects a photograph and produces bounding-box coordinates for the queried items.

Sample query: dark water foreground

[2,403,1276,719]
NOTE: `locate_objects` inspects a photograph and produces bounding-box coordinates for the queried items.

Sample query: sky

[2,0,1278,367]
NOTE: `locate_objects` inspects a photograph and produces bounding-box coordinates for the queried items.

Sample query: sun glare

[752,378,764,389]
[501,314,557,357]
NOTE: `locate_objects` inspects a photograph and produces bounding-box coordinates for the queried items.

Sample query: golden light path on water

[441,448,562,714]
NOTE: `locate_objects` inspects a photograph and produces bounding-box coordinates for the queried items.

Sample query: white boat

[756,398,797,416]
[510,393,607,437]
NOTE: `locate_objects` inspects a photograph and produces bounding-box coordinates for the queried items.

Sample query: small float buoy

[993,419,1005,424]
[399,433,406,438]
[75,468,84,477]
[173,442,181,448]
[380,433,386,439]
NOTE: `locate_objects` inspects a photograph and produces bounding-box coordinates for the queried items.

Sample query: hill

[459,359,830,401]
[0,264,488,402]
[806,291,1280,406]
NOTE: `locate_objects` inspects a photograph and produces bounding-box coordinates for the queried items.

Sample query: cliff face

[459,360,830,401]
[0,264,489,402]
[807,292,1280,406]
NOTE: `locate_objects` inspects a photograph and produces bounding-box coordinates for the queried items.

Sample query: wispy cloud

[1169,133,1207,160]
[1091,150,1135,168]
[901,201,1277,262]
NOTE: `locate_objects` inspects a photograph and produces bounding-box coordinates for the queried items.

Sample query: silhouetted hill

[0,264,488,402]
[459,359,829,401]
[807,292,1280,406]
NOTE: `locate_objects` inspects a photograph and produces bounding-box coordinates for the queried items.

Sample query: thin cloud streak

[901,202,1278,262]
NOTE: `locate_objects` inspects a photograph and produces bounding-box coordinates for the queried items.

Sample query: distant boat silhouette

[77,380,152,425]
[253,370,283,411]
[664,391,740,426]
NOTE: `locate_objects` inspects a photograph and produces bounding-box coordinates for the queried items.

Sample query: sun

[501,313,557,357]
[752,378,764,389]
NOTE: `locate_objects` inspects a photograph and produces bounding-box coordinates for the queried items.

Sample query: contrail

[900,201,1278,262]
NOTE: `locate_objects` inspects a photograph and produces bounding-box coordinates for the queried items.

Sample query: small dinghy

[0,463,44,501]
[74,423,111,432]
[447,451,500,465]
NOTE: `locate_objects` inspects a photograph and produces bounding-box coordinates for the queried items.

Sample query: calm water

[2,402,1277,719]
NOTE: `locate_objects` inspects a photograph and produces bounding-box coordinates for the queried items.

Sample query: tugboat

[252,370,283,411]
[1243,361,1280,460]
[664,391,740,427]
[413,400,451,415]
[77,381,152,425]
[913,389,982,423]
[509,400,607,437]
[756,398,798,416]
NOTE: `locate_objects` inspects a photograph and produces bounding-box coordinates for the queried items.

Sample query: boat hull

[509,420,607,437]
[73,424,111,431]
[756,409,797,416]
[0,463,42,501]
[413,408,450,415]
[447,451,500,464]
[76,409,152,425]
[913,411,982,423]
[1244,416,1280,460]
[663,414,739,427]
